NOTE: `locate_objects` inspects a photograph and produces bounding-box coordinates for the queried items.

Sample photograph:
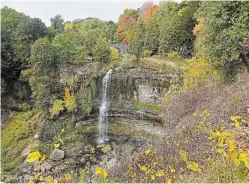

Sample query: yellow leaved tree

[111,48,119,61]
[64,87,77,112]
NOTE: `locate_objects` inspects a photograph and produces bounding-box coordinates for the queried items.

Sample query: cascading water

[98,69,112,144]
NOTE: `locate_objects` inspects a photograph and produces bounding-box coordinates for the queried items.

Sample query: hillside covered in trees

[1,1,249,183]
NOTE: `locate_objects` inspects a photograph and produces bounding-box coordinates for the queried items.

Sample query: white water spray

[98,69,112,144]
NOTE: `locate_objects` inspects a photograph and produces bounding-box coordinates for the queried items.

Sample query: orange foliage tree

[64,87,77,112]
[64,87,71,103]
[117,14,137,44]
[140,5,159,20]
[192,18,204,36]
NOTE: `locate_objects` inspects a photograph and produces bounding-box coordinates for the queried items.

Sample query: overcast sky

[1,0,172,26]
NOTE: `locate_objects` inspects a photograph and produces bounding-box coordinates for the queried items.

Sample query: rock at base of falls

[101,144,111,153]
[49,149,65,161]
[106,158,118,169]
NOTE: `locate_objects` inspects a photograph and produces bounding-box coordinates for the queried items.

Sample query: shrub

[18,103,31,111]
[143,49,153,57]
[183,56,221,89]
[232,93,243,106]
[65,96,77,112]
[50,99,64,118]
[168,51,182,61]
[111,48,119,61]
[22,69,32,77]
[93,37,111,63]
[120,54,137,67]
[64,87,77,112]
[200,129,249,183]
[125,148,167,183]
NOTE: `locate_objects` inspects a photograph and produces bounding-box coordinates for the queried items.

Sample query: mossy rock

[101,145,111,153]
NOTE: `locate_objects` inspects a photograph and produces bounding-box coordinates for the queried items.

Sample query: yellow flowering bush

[184,57,220,89]
[111,47,119,61]
[125,148,173,183]
[95,167,108,182]
[50,99,65,118]
[179,150,201,173]
[208,129,249,168]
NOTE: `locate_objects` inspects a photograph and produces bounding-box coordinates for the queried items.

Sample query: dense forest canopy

[1,6,116,101]
[2,1,249,98]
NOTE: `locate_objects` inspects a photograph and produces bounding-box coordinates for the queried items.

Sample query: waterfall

[98,69,112,144]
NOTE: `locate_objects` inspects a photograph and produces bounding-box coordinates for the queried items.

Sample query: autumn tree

[64,87,77,112]
[123,9,139,20]
[129,2,159,56]
[141,5,159,20]
[117,14,137,44]
[142,5,159,53]
[64,23,74,33]
[139,1,154,19]
[111,47,119,61]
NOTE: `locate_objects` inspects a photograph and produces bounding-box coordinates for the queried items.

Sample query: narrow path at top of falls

[98,69,112,144]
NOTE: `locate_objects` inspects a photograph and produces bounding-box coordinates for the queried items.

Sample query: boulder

[23,174,30,182]
[41,162,52,173]
[97,144,105,148]
[72,173,78,183]
[34,133,39,139]
[106,158,118,169]
[80,157,86,163]
[75,120,94,127]
[49,149,64,161]
[90,165,98,173]
[101,145,111,153]
[100,155,108,163]
[17,176,23,182]
[33,160,39,171]
[124,144,135,155]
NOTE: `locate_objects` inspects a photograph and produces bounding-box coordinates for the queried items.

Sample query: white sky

[1,0,182,25]
[1,0,173,25]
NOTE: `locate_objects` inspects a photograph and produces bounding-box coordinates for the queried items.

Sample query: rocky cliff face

[106,62,182,123]
[3,59,182,183]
